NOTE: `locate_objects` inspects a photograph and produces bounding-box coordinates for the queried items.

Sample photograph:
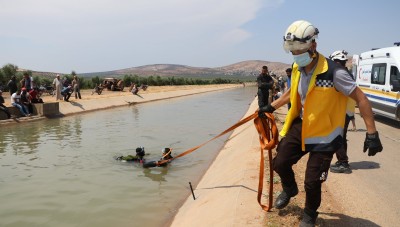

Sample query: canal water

[0,86,257,227]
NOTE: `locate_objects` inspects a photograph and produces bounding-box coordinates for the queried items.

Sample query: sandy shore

[1,84,241,121]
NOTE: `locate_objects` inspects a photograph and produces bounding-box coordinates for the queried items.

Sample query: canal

[0,86,257,227]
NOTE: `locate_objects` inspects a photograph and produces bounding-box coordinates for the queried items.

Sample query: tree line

[0,63,241,91]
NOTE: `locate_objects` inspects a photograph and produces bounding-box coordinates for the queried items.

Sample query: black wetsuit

[116,155,144,162]
[256,73,274,108]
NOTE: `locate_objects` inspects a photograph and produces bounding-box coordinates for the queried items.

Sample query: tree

[0,70,4,87]
[2,63,18,79]
[123,74,132,86]
[33,76,41,87]
[147,76,155,85]
[41,77,53,86]
[92,76,100,85]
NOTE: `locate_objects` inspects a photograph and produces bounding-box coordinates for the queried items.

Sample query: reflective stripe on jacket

[280,53,347,151]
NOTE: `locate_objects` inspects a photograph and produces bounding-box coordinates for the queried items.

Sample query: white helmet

[283,20,319,53]
[329,50,348,61]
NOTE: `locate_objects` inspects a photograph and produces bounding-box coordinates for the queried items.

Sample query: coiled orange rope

[254,112,279,211]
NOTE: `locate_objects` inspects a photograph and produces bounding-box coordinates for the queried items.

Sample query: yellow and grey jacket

[280,54,348,152]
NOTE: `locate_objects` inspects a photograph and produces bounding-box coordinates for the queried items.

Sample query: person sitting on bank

[21,88,34,114]
[131,83,139,95]
[0,90,12,119]
[91,83,103,95]
[11,89,30,117]
[29,88,44,103]
[61,85,73,102]
[116,147,146,162]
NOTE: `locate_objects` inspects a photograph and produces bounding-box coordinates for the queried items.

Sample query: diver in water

[161,148,173,160]
[142,148,173,168]
[116,147,146,162]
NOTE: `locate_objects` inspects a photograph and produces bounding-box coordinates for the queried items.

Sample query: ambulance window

[390,66,400,92]
[352,65,357,78]
[371,64,386,85]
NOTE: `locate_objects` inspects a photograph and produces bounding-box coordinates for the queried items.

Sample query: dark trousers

[74,87,81,99]
[0,105,11,118]
[273,118,335,211]
[335,114,351,163]
[64,93,71,101]
[257,89,269,108]
[23,103,33,114]
[75,91,81,99]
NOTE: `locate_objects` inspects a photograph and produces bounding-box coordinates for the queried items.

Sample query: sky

[1,0,399,74]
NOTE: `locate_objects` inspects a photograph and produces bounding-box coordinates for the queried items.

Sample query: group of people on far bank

[0,71,83,119]
[257,20,382,227]
[52,73,81,102]
[0,72,44,118]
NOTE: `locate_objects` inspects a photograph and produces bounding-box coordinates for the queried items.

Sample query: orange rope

[254,112,279,211]
[156,110,279,211]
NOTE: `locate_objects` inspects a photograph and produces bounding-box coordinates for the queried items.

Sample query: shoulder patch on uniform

[315,79,334,87]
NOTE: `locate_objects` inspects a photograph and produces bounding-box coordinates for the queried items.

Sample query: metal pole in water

[189,182,196,200]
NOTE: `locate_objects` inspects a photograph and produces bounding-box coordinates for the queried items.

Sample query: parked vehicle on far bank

[352,42,400,121]
[102,78,125,91]
[39,85,55,96]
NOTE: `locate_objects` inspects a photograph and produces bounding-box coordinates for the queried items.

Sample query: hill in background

[29,60,291,80]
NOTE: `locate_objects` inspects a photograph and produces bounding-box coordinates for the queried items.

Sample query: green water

[0,86,257,227]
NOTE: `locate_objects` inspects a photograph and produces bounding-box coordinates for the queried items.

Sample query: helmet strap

[307,49,317,58]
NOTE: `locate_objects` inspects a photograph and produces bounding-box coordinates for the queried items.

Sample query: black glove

[260,104,276,113]
[363,131,383,156]
[258,104,276,118]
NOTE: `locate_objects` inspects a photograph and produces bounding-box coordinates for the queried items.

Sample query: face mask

[293,51,312,67]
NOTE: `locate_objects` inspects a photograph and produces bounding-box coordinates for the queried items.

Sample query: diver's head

[136,147,145,158]
[162,148,172,159]
[162,148,171,155]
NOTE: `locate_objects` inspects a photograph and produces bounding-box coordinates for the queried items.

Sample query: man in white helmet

[258,20,383,227]
[328,50,357,174]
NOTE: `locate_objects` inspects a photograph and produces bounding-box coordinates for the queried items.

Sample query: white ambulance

[352,43,400,121]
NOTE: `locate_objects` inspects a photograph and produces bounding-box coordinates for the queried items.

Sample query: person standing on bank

[20,72,34,91]
[71,72,81,99]
[256,66,274,109]
[53,74,63,101]
[328,50,357,173]
[258,20,383,227]
[7,76,18,96]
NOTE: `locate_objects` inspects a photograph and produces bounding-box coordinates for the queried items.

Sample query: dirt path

[268,108,399,227]
[321,111,400,227]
